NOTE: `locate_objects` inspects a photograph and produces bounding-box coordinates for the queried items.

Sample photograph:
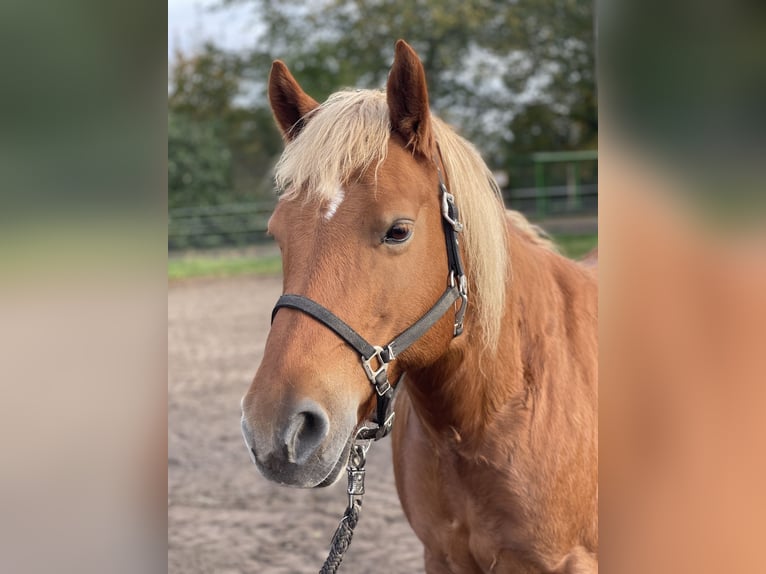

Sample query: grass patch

[552,234,598,259]
[168,254,282,280]
[168,234,598,279]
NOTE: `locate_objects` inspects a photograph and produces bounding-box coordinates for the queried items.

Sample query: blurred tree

[168,43,282,205]
[169,43,241,121]
[167,1,596,210]
[168,111,232,209]
[223,0,596,161]
[491,0,598,156]
[507,104,575,152]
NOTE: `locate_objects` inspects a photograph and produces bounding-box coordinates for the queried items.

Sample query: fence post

[535,161,547,219]
[569,162,582,210]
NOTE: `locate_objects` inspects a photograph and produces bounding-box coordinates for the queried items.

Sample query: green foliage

[223,0,596,161]
[168,112,232,209]
[168,253,282,279]
[553,234,598,260]
[169,43,242,121]
[168,43,283,206]
[497,0,598,155]
[168,1,597,227]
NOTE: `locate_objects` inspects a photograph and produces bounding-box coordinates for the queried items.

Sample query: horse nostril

[283,403,329,464]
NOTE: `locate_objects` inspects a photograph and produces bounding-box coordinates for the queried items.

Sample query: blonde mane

[274,89,551,350]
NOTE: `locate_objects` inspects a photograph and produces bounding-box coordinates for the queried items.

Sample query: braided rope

[319,499,362,574]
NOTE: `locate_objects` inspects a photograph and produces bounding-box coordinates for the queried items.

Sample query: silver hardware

[458,273,468,297]
[441,188,464,233]
[347,468,365,496]
[361,346,392,395]
[382,410,395,431]
[454,280,468,336]
[375,379,391,396]
[353,429,375,452]
[346,442,369,506]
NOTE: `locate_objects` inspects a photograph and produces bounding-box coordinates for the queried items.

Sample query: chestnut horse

[241,41,598,573]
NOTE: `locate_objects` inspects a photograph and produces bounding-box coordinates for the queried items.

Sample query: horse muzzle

[241,397,353,488]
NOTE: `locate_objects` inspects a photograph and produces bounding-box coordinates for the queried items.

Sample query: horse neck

[404,226,596,451]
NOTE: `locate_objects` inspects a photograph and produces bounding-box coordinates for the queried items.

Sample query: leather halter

[270,158,468,441]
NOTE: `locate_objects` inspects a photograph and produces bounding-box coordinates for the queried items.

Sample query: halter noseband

[270,158,467,441]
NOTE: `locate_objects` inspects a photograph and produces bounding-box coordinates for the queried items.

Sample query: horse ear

[268,60,320,140]
[386,40,436,158]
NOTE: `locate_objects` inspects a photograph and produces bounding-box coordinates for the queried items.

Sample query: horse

[240,40,598,573]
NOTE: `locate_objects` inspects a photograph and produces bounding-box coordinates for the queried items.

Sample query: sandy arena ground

[169,275,425,573]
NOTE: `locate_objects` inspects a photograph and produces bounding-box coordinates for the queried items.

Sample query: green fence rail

[168,201,276,250]
[505,150,598,219]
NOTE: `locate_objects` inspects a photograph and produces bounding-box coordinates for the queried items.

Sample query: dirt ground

[168,275,425,574]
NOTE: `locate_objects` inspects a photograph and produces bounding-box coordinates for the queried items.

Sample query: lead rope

[318,441,369,574]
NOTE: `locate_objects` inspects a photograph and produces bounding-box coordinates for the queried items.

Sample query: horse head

[240,41,460,487]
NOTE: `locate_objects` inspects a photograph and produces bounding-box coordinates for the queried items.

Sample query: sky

[168,0,257,65]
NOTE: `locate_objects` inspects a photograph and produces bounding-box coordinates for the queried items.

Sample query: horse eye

[384,222,413,244]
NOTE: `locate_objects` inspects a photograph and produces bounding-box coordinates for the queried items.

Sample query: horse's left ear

[387,40,436,158]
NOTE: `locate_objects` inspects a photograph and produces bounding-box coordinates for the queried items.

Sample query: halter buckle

[441,187,464,233]
[361,345,392,395]
[454,288,468,336]
[449,272,468,336]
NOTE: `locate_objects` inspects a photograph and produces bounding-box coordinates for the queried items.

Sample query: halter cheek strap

[270,159,467,441]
